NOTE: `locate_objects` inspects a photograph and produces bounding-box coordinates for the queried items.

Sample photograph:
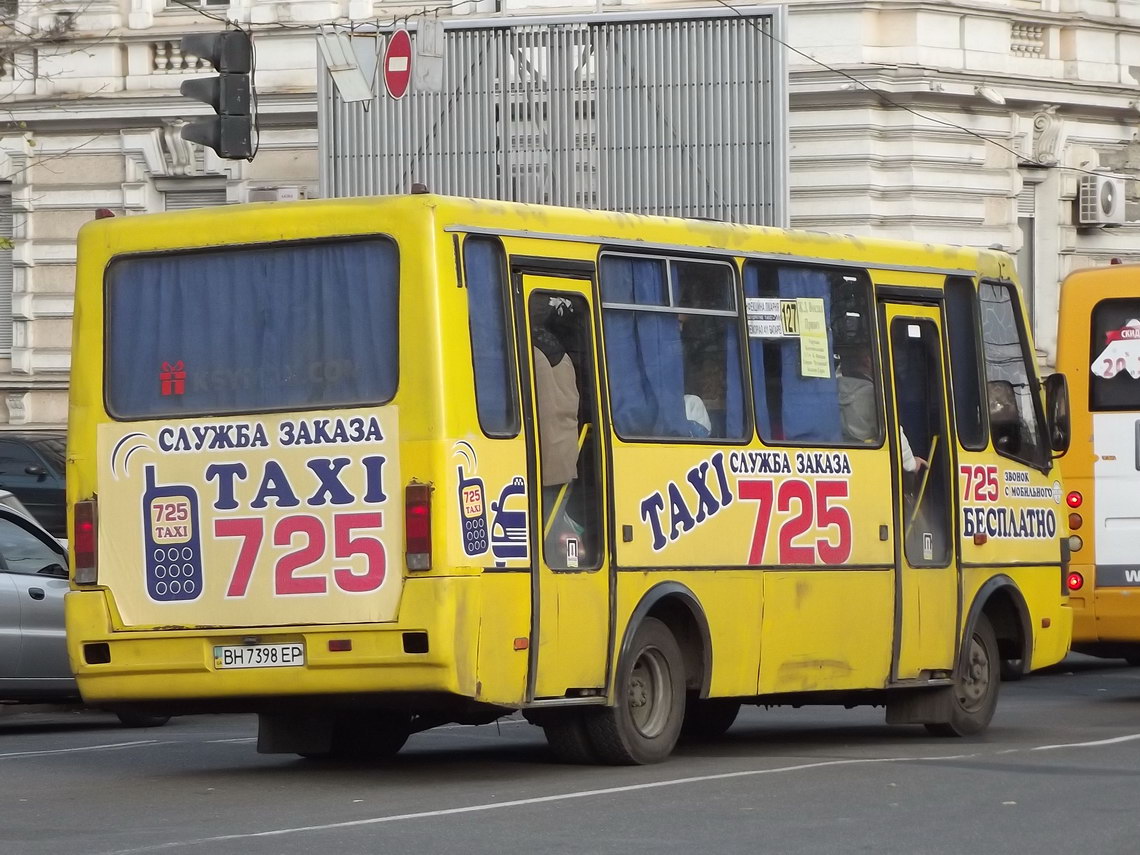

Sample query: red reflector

[513,637,529,651]
[973,532,988,546]
[405,483,433,571]
[94,208,116,219]
[1066,491,1083,509]
[73,499,98,584]
[328,639,352,652]
[1067,572,1084,591]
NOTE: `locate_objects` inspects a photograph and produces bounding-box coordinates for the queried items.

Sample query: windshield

[1090,297,1140,412]
[104,238,399,419]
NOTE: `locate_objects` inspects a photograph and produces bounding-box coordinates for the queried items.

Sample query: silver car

[0,497,168,727]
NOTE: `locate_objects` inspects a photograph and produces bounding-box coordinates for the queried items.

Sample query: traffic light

[179,30,254,160]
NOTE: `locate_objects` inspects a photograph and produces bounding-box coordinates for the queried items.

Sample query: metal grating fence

[319,7,787,226]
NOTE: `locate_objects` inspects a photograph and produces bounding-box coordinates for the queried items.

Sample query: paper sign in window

[797,297,831,379]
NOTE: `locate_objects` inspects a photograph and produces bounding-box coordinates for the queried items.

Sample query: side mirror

[987,379,1020,452]
[24,464,46,481]
[36,562,68,579]
[1044,372,1071,455]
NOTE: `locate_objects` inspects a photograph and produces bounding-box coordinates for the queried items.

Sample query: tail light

[1067,571,1084,591]
[1068,512,1083,531]
[405,483,433,571]
[74,499,98,585]
[1066,491,1083,508]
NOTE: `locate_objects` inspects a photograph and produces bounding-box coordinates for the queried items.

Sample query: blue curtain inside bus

[746,264,843,443]
[105,238,399,418]
[601,257,687,437]
[601,255,744,440]
[464,238,518,436]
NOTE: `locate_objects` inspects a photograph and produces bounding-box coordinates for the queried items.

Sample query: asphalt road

[3,654,1139,855]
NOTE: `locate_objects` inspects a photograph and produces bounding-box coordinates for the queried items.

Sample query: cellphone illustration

[142,464,204,602]
[458,466,489,556]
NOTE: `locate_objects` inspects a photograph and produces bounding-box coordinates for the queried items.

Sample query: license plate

[213,643,305,669]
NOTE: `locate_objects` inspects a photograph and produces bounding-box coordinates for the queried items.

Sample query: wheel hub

[957,634,991,712]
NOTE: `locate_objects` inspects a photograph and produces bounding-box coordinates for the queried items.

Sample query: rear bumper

[1071,583,1140,645]
[66,578,474,708]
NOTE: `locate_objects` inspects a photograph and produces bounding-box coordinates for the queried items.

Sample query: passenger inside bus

[837,346,878,443]
[531,301,580,525]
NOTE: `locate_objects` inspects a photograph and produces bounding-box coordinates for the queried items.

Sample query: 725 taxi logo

[135,414,395,603]
[640,450,854,564]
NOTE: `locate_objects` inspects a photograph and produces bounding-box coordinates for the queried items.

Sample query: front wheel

[585,617,686,765]
[926,614,1000,737]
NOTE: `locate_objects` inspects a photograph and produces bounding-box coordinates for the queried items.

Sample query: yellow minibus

[1058,262,1140,661]
[66,194,1072,764]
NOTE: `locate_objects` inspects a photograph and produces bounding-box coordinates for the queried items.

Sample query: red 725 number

[738,478,852,566]
[215,512,386,597]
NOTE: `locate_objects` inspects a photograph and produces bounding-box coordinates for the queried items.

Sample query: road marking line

[0,740,162,759]
[1031,732,1140,751]
[98,731,1140,854]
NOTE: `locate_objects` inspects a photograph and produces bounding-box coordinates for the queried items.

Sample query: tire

[1000,658,1025,682]
[585,617,686,765]
[115,712,171,728]
[299,712,411,760]
[680,697,740,741]
[542,710,598,764]
[926,614,1000,737]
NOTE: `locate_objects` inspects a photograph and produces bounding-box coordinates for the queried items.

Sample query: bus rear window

[1090,297,1140,411]
[105,238,399,419]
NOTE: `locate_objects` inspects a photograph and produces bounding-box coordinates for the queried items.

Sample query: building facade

[0,0,1137,427]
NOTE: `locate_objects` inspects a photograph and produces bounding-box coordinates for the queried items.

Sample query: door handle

[1135,420,1139,471]
[28,587,44,600]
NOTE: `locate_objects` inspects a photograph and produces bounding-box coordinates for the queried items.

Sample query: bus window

[978,281,1047,467]
[744,261,879,446]
[599,254,745,441]
[105,238,399,419]
[464,237,519,437]
[1089,298,1140,411]
[944,278,987,450]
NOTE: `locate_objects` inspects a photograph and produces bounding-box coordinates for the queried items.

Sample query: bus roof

[77,193,1012,281]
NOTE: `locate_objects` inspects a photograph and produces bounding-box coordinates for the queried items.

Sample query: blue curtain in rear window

[600,257,688,438]
[464,238,517,436]
[106,239,399,418]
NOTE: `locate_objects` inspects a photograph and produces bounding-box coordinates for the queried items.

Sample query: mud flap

[885,687,954,725]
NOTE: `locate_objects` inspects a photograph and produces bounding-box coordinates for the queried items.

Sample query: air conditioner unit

[1077,174,1125,226]
[247,186,307,203]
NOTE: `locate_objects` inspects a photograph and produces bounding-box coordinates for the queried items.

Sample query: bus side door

[515,270,610,700]
[881,302,959,679]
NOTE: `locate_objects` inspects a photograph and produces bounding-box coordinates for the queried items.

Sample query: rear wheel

[680,697,740,741]
[926,614,1000,737]
[585,617,685,765]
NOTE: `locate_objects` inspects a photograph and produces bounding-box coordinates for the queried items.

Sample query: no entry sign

[383,28,413,100]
